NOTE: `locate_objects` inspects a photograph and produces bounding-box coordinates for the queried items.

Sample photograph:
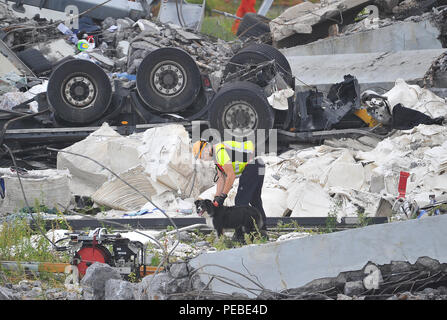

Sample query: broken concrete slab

[285,49,447,92]
[188,214,447,298]
[281,20,442,56]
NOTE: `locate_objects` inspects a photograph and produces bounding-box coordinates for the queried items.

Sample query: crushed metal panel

[158,0,206,32]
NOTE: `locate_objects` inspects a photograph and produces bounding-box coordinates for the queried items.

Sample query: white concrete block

[57,123,128,196]
[0,168,71,215]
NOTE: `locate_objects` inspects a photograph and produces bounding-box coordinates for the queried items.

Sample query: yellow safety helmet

[192,140,208,159]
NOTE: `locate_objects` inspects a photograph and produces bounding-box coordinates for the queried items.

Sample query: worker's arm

[221,163,236,195]
[215,169,226,197]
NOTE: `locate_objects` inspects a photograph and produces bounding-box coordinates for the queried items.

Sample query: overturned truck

[0,42,417,168]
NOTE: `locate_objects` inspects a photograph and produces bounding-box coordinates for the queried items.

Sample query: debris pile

[56,123,215,214]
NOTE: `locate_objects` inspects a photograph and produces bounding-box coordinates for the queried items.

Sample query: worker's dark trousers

[235,158,267,230]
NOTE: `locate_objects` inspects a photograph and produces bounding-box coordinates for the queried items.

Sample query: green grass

[0,214,71,285]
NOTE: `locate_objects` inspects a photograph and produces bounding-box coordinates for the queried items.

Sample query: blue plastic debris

[113,73,137,81]
[124,207,162,217]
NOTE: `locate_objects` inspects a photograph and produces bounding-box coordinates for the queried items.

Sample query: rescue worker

[192,139,267,231]
[231,0,256,34]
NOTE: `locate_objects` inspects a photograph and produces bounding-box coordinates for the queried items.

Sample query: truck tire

[224,43,294,88]
[17,48,52,75]
[236,13,271,40]
[209,81,274,144]
[136,47,201,113]
[47,59,112,124]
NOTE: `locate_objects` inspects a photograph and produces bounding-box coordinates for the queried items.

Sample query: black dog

[195,199,264,242]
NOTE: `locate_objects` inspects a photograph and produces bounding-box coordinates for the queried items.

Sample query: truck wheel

[224,43,294,87]
[209,81,274,144]
[47,60,112,124]
[136,47,201,113]
[236,13,271,40]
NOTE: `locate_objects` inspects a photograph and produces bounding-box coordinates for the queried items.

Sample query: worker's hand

[213,193,227,207]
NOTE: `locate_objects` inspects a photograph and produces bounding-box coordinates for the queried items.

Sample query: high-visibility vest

[214,140,254,176]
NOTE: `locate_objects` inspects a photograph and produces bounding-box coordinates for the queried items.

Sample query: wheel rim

[223,101,258,136]
[150,60,187,97]
[62,74,96,108]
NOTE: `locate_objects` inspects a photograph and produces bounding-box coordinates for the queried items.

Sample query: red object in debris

[398,171,410,198]
[231,0,257,34]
